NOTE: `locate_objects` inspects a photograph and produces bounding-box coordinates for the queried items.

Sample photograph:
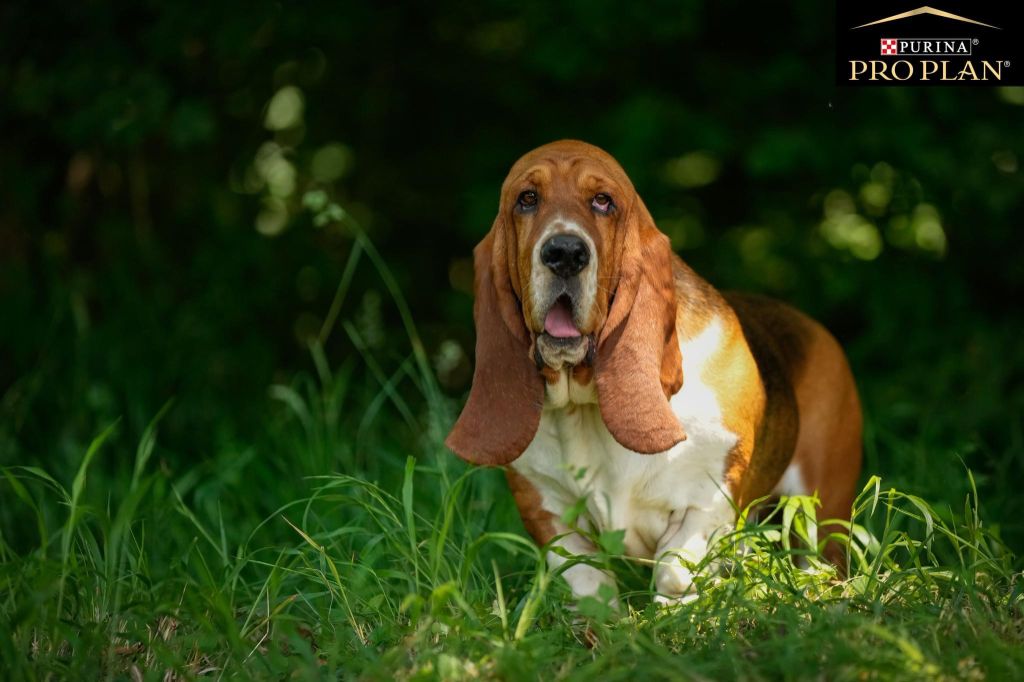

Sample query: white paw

[654,591,700,608]
[655,563,696,597]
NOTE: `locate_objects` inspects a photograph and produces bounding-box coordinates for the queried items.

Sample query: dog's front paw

[655,560,697,597]
[653,591,700,608]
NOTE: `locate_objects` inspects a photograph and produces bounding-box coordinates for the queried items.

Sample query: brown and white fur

[446,140,862,605]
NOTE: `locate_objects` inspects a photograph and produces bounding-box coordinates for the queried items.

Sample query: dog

[446,140,862,605]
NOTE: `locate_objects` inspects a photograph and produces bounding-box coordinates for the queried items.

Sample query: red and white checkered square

[880,38,899,55]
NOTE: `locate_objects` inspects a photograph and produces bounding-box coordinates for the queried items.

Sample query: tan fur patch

[571,363,594,386]
[541,365,562,384]
[505,468,557,545]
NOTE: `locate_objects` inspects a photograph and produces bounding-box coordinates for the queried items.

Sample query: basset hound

[446,140,862,605]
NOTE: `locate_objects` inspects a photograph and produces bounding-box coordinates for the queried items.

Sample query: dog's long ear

[595,198,686,454]
[446,222,544,466]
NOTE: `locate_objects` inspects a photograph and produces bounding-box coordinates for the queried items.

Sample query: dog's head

[446,140,685,465]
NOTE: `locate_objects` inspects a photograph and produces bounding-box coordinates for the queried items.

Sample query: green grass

[1,419,1021,680]
[1,221,1022,680]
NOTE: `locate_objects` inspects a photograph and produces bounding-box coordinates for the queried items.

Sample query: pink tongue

[544,300,581,338]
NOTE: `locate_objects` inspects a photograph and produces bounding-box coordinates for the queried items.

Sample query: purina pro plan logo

[837,3,1023,85]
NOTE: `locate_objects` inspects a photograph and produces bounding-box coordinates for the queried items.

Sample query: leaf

[577,589,615,622]
[560,497,588,526]
[597,529,626,556]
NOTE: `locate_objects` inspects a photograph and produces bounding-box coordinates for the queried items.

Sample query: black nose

[540,234,590,278]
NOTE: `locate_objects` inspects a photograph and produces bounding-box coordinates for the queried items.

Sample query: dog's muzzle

[531,230,596,370]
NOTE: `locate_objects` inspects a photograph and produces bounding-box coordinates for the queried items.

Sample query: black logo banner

[836,2,1022,86]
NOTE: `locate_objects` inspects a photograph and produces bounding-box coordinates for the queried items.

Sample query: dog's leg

[653,500,733,604]
[506,469,619,606]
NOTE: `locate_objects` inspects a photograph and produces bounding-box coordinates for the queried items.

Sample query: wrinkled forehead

[501,142,634,196]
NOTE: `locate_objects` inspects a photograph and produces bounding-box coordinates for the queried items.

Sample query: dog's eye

[517,190,538,209]
[592,193,613,214]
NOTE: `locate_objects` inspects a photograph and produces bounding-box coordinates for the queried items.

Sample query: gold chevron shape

[853,6,1000,30]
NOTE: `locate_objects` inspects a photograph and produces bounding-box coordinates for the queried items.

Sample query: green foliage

[2,5,1022,535]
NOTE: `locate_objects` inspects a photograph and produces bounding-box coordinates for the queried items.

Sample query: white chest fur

[511,318,739,561]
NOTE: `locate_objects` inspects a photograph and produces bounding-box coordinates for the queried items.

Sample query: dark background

[2,2,1022,550]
